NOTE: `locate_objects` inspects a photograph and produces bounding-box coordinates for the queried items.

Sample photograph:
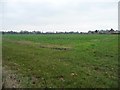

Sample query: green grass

[2,34,118,88]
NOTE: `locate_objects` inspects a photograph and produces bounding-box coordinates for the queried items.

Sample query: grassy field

[2,34,118,88]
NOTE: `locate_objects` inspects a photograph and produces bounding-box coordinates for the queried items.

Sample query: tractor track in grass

[3,38,73,51]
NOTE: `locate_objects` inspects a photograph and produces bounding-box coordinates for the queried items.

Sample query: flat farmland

[2,34,119,88]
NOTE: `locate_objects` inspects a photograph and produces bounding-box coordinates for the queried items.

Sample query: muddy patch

[58,57,72,61]
[51,47,70,51]
[39,45,71,51]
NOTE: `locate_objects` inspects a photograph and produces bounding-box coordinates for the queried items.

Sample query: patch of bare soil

[39,45,71,51]
[2,67,21,88]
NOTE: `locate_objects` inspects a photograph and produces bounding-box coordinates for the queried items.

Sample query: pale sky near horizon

[0,0,119,32]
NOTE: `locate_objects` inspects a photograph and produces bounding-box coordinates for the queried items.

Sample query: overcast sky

[0,0,119,32]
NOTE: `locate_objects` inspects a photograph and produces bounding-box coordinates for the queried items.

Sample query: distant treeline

[1,28,120,34]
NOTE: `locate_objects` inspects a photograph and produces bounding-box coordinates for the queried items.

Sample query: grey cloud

[2,0,118,31]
